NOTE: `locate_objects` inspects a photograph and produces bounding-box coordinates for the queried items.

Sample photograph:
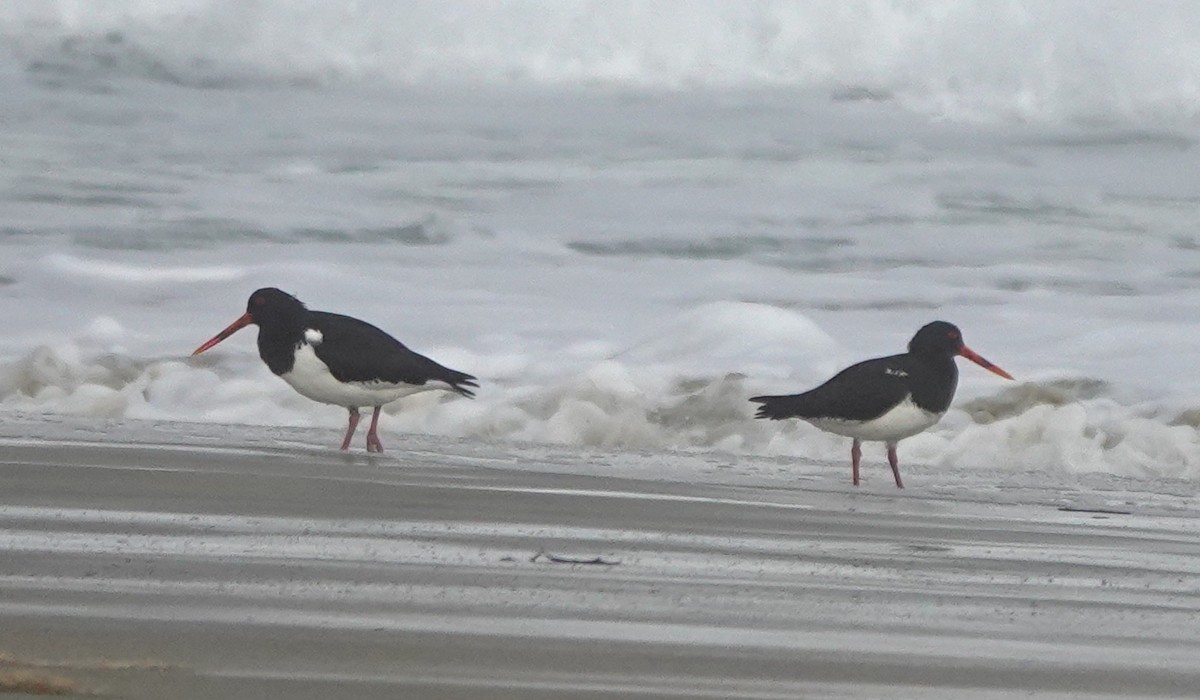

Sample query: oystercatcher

[192,287,478,453]
[750,321,1012,488]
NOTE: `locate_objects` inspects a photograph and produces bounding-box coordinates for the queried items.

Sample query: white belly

[806,396,943,443]
[280,343,450,408]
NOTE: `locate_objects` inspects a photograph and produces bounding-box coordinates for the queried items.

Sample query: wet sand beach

[1,420,1198,699]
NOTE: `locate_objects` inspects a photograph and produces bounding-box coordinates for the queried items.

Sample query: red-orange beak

[192,312,253,355]
[959,345,1014,380]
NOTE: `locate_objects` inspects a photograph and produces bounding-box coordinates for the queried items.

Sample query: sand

[0,418,1198,699]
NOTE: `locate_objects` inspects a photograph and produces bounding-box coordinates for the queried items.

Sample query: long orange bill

[959,345,1014,380]
[192,312,253,355]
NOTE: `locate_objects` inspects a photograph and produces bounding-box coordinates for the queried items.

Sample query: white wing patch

[304,328,324,345]
[884,368,908,377]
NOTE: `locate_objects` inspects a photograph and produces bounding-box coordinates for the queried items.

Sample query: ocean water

[3,1,1200,480]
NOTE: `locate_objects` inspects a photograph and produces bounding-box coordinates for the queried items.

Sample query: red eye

[948,331,959,339]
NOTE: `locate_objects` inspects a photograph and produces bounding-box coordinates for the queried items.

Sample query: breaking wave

[3,1,1200,123]
[3,316,1199,481]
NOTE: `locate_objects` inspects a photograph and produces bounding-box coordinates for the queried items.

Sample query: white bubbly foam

[3,309,1199,481]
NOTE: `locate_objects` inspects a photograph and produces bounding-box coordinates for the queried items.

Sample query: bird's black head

[192,287,308,356]
[908,321,964,357]
[246,287,307,328]
[908,321,1013,380]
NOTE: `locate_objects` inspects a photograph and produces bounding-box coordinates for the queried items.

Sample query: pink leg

[851,439,862,486]
[887,442,904,489]
[365,406,384,453]
[340,408,361,451]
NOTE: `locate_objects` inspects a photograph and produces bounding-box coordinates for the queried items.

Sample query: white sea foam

[3,311,1198,481]
[44,254,245,284]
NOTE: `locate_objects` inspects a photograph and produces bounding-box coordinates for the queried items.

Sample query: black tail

[749,394,805,420]
[441,369,479,399]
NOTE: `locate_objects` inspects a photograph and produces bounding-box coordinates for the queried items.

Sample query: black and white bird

[192,287,478,453]
[750,321,1012,488]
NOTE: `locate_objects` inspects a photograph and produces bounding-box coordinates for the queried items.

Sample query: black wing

[750,354,911,422]
[309,311,479,398]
